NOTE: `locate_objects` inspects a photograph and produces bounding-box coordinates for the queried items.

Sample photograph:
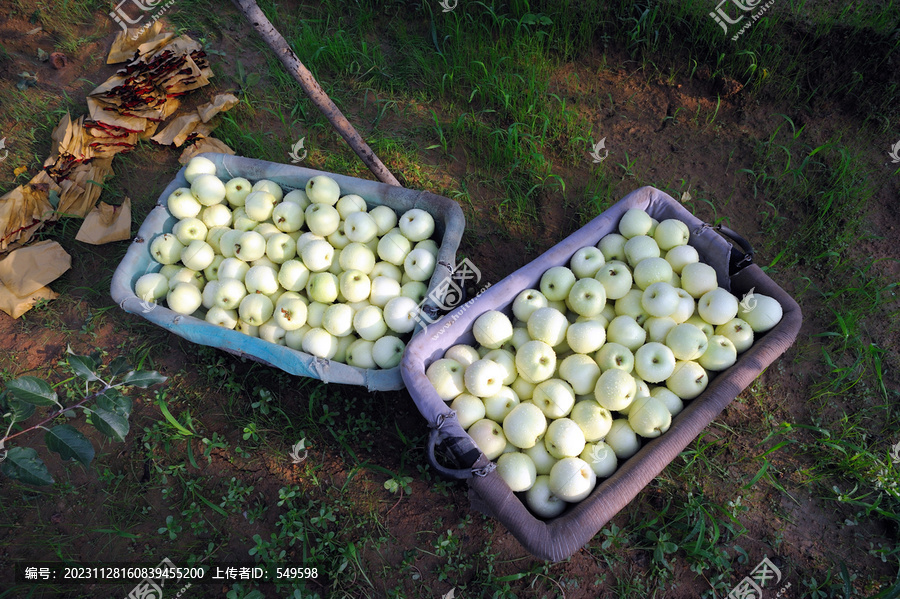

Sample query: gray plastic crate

[111,153,464,391]
[401,186,801,560]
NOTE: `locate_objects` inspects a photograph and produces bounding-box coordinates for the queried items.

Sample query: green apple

[450,393,485,429]
[698,334,737,371]
[525,475,566,518]
[548,457,596,502]
[426,358,465,401]
[224,176,252,207]
[593,368,637,411]
[632,257,674,290]
[166,282,202,315]
[566,278,607,317]
[191,173,226,206]
[305,175,340,205]
[512,288,549,322]
[623,235,660,267]
[618,208,653,238]
[628,395,672,438]
[464,359,504,398]
[502,402,547,449]
[595,260,633,300]
[558,354,602,396]
[183,156,216,184]
[467,419,507,461]
[698,287,739,325]
[167,187,202,219]
[715,318,754,353]
[301,327,338,359]
[580,441,617,478]
[515,340,556,384]
[634,342,677,383]
[483,387,520,422]
[593,342,634,373]
[150,233,185,265]
[569,399,613,443]
[540,266,576,302]
[565,319,606,355]
[598,233,627,262]
[665,323,708,361]
[737,292,783,332]
[604,419,640,459]
[681,262,718,299]
[496,452,537,492]
[533,378,576,419]
[666,360,708,399]
[238,293,274,326]
[544,418,586,459]
[473,310,514,349]
[569,246,606,278]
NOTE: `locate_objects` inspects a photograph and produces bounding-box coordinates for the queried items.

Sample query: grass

[1,0,899,597]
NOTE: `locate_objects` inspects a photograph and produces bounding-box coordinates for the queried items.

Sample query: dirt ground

[0,2,898,598]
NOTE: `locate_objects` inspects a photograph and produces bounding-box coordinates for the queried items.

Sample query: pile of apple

[134,156,441,370]
[426,208,783,518]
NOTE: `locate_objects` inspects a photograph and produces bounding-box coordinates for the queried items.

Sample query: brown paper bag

[0,240,71,297]
[76,197,132,245]
[0,284,58,319]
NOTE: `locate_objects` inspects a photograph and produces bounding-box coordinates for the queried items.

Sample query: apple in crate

[306,175,341,206]
[167,282,202,315]
[224,177,252,207]
[496,452,537,492]
[737,292,783,332]
[398,208,435,242]
[191,173,226,206]
[548,457,596,502]
[135,273,168,304]
[526,475,567,518]
[150,233,185,265]
[184,156,217,184]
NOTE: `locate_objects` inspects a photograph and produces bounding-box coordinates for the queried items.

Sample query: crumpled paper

[75,197,132,245]
[179,138,235,164]
[0,176,57,252]
[197,93,239,123]
[0,285,58,319]
[1,26,236,259]
[0,240,70,318]
[107,21,174,65]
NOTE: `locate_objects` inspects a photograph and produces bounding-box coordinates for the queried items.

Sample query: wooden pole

[230,0,403,187]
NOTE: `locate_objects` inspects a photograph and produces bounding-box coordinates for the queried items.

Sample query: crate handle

[715,224,755,274]
[426,427,482,480]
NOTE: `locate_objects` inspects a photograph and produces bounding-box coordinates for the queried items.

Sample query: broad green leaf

[89,407,129,442]
[96,387,132,418]
[66,352,99,381]
[45,425,94,466]
[122,370,167,388]
[0,447,54,485]
[107,357,132,377]
[8,398,36,423]
[6,376,58,406]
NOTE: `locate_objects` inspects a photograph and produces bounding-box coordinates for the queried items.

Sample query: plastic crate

[400,186,801,561]
[111,153,464,391]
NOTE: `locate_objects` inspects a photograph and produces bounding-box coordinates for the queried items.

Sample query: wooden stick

[230,0,403,187]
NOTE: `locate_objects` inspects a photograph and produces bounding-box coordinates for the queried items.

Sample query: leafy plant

[0,348,166,485]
